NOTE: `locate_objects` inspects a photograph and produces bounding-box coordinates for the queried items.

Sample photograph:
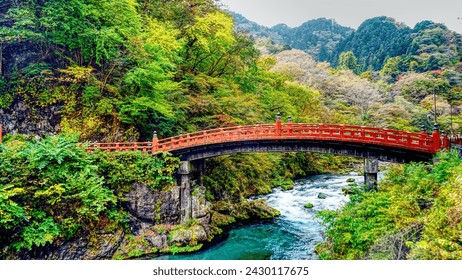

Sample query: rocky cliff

[13,182,212,259]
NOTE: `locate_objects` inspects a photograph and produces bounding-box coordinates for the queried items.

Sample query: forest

[1,0,462,259]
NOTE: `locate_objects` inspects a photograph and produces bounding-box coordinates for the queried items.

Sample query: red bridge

[0,119,453,163]
[83,118,452,163]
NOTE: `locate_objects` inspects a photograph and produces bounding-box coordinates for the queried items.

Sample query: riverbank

[156,173,363,260]
[316,152,462,260]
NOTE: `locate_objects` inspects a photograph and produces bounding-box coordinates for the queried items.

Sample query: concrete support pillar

[178,161,192,224]
[364,158,378,191]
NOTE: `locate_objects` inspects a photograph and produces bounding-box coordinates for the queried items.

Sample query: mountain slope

[231,14,462,71]
[272,18,354,62]
[331,16,413,71]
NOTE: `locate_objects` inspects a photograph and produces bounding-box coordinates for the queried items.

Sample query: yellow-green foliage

[316,151,462,260]
[409,161,462,259]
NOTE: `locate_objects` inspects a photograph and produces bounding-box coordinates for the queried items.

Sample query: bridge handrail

[85,123,447,155]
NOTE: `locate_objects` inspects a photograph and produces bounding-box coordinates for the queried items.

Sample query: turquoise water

[157,174,363,260]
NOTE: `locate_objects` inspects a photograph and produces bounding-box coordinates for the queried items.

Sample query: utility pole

[433,87,437,125]
[0,42,3,76]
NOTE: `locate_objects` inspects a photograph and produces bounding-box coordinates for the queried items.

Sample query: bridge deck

[86,123,449,156]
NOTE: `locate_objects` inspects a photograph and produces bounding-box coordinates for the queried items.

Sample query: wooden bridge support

[364,158,378,191]
[177,159,205,224]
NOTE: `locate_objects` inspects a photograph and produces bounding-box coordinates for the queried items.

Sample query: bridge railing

[153,123,437,153]
[86,142,153,152]
[85,123,446,155]
[156,124,278,151]
[279,124,433,151]
[448,135,462,146]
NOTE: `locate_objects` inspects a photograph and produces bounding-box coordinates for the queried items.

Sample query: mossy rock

[275,179,295,191]
[211,211,236,227]
[281,184,295,191]
[213,200,280,221]
[304,203,314,209]
[112,232,160,260]
[168,224,207,247]
[342,187,354,195]
[317,193,327,199]
[346,178,356,183]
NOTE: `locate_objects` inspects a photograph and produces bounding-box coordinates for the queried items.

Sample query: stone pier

[176,159,207,224]
[364,158,379,191]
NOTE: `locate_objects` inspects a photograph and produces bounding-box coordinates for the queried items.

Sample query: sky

[219,0,462,34]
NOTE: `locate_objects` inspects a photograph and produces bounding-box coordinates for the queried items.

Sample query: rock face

[16,230,125,260]
[0,96,62,136]
[191,186,211,228]
[14,182,213,260]
[126,183,181,225]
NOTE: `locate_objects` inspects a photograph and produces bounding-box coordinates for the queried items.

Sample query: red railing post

[152,131,158,154]
[431,124,442,152]
[287,116,293,135]
[442,134,450,150]
[276,112,282,136]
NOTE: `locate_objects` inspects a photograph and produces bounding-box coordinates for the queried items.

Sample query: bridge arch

[169,139,434,163]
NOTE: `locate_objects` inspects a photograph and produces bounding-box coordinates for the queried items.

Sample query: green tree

[338,51,359,74]
[380,56,402,81]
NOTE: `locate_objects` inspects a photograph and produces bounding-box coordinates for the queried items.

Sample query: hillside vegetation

[0,0,462,259]
[234,14,462,72]
[316,151,462,260]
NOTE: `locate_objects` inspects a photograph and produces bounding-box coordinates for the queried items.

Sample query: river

[157,173,364,260]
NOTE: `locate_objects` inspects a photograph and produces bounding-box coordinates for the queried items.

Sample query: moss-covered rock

[213,200,280,221]
[211,211,236,227]
[273,179,295,190]
[168,223,208,247]
[304,203,314,209]
[342,187,354,195]
[318,193,327,199]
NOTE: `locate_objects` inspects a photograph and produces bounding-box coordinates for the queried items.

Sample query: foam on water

[156,173,364,260]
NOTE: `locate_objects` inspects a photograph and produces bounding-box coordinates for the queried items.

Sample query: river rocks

[342,187,354,195]
[169,228,192,246]
[113,229,168,259]
[7,172,278,260]
[213,200,280,220]
[317,193,327,199]
[211,211,236,227]
[169,224,208,247]
[304,203,314,209]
